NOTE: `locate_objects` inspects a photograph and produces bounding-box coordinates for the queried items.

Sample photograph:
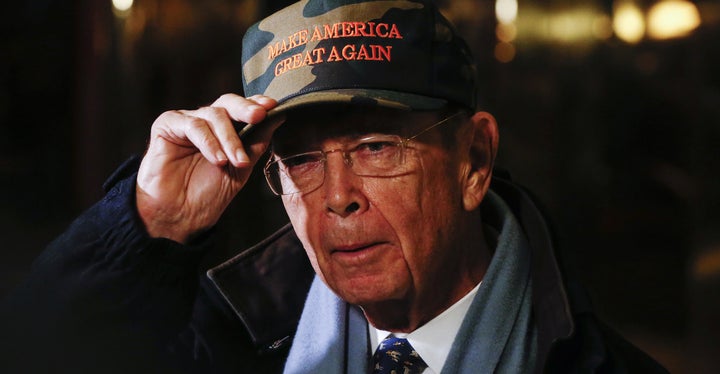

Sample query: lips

[328,241,391,268]
[331,242,380,253]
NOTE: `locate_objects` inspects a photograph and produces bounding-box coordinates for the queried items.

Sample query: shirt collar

[369,281,482,374]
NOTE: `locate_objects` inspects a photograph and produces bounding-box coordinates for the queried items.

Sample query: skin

[136,94,285,243]
[136,95,500,332]
[275,107,499,331]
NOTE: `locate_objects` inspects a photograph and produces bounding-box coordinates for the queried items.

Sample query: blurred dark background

[2,0,719,372]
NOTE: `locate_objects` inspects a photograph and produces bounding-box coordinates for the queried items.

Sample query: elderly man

[1,0,666,373]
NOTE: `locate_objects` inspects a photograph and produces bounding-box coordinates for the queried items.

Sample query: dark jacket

[0,158,667,373]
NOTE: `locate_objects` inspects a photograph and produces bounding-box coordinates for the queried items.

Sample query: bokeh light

[647,0,701,40]
[112,0,133,12]
[613,1,645,44]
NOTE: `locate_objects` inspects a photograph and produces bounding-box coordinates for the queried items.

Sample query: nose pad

[342,151,353,167]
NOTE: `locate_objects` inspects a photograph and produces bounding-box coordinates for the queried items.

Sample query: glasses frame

[264,111,466,195]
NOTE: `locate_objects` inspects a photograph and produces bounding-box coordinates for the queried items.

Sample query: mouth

[329,242,387,268]
[326,241,396,272]
[330,242,381,254]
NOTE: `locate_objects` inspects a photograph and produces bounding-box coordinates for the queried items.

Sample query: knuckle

[185,117,209,132]
[154,110,180,124]
[209,106,228,119]
[198,106,229,122]
[213,93,239,107]
[150,110,182,135]
[218,93,237,102]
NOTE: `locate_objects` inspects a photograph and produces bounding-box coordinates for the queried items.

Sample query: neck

[362,213,492,332]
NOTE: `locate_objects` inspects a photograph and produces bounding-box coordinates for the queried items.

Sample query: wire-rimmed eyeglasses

[264,111,465,195]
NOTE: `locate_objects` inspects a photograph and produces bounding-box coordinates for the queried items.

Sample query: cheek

[404,154,463,261]
[364,174,432,269]
[282,195,321,269]
[281,195,307,231]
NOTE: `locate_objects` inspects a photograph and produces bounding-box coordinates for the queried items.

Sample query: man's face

[272,106,477,314]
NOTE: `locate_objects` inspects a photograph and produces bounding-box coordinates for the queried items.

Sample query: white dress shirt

[369,282,481,374]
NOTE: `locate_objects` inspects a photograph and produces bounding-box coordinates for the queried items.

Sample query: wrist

[135,186,197,244]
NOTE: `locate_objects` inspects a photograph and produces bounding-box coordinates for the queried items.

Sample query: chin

[330,277,409,307]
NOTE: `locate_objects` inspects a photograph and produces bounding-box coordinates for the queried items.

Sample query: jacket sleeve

[0,157,217,374]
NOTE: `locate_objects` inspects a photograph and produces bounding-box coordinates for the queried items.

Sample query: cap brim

[235,89,448,140]
[265,88,448,120]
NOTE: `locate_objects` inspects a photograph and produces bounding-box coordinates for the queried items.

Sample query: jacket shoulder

[545,310,669,373]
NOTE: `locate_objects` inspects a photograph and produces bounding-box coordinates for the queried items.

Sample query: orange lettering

[288,34,298,49]
[341,22,354,37]
[376,23,388,37]
[272,22,403,60]
[327,46,341,61]
[268,42,280,59]
[354,22,368,37]
[355,44,370,60]
[388,24,402,39]
[274,57,292,76]
[366,22,377,37]
[303,51,314,65]
[324,23,339,39]
[310,26,324,41]
[373,45,392,61]
[341,44,356,60]
[311,47,326,63]
[298,29,309,45]
[292,53,303,68]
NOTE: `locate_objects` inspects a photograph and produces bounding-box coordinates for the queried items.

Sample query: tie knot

[372,336,428,374]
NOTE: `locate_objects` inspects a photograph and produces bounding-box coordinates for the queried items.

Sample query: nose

[322,151,368,217]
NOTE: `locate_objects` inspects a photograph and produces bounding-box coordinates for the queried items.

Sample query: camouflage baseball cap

[241,0,477,117]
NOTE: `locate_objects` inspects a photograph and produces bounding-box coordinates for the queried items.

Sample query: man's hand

[136,94,284,243]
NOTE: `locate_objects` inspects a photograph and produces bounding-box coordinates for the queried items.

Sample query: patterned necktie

[371,336,428,374]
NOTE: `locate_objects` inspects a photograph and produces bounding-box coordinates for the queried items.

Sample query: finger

[232,94,284,151]
[247,94,279,110]
[207,94,278,166]
[152,110,228,165]
[187,106,249,167]
[209,93,281,165]
[235,95,283,140]
[212,93,278,125]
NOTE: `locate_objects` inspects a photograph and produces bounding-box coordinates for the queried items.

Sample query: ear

[461,111,499,211]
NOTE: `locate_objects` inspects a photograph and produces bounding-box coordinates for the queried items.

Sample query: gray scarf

[283,190,537,373]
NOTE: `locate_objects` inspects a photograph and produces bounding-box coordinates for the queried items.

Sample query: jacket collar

[206,224,315,353]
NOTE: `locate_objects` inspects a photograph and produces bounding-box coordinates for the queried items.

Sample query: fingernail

[236,149,250,164]
[216,151,227,162]
[254,96,274,105]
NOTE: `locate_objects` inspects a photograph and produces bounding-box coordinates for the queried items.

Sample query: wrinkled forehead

[270,104,442,152]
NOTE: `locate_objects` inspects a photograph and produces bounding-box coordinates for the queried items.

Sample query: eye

[356,140,399,156]
[281,153,322,167]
